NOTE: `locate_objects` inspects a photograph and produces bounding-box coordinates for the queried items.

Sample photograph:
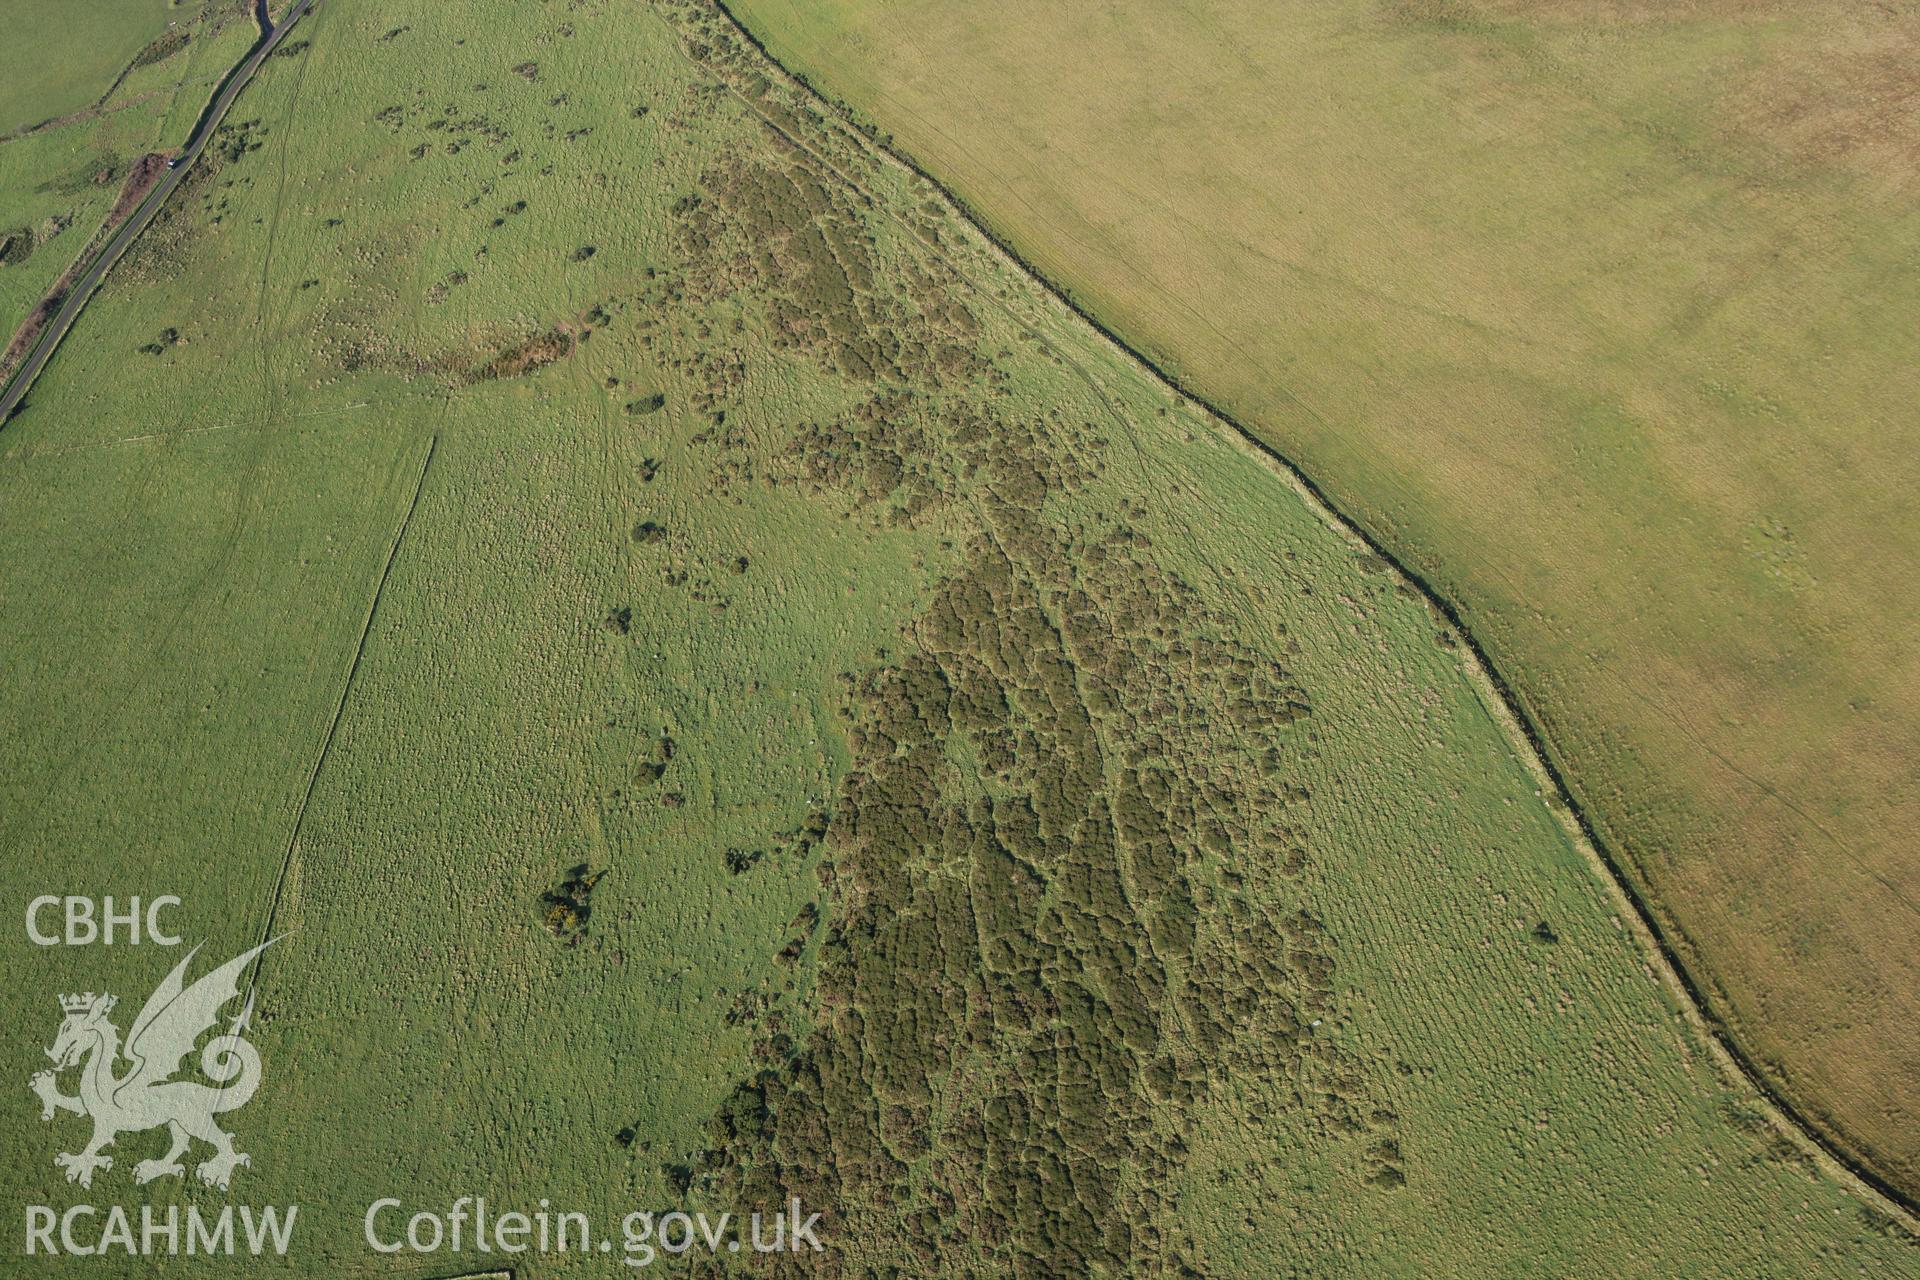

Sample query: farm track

[0,0,319,426]
[697,0,1920,1231]
[246,433,438,1001]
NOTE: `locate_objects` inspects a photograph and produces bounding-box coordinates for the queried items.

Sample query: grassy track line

[245,431,437,998]
[0,402,371,462]
[1617,679,1920,918]
[671,0,1920,1231]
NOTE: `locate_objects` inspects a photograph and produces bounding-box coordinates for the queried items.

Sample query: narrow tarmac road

[0,0,319,425]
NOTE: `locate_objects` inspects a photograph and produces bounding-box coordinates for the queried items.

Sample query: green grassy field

[0,0,1913,1275]
[720,0,1920,1201]
[0,0,201,130]
[0,1,258,357]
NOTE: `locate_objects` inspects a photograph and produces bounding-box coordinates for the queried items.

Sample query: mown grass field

[0,0,259,353]
[721,0,1920,1200]
[0,0,1913,1275]
[0,0,188,129]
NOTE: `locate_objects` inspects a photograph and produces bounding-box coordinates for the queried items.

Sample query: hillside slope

[722,0,1920,1197]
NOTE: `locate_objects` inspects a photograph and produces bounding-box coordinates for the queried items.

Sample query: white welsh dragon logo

[28,939,276,1190]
